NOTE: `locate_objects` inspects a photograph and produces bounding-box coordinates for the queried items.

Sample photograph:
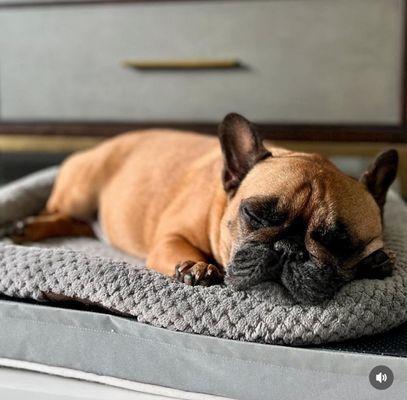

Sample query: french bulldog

[9,113,398,304]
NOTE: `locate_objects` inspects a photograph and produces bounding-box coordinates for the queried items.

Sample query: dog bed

[0,167,407,346]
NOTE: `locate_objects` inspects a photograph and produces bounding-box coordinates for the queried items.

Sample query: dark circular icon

[369,365,394,390]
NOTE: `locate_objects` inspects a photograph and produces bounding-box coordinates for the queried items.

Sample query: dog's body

[47,130,230,275]
[11,114,398,303]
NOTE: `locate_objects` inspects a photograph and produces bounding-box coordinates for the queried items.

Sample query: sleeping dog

[9,113,398,303]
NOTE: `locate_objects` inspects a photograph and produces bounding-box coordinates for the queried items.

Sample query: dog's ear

[219,113,271,194]
[359,149,398,211]
[355,249,393,280]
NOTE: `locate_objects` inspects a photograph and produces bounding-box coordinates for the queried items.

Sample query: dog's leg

[147,235,224,286]
[8,212,95,244]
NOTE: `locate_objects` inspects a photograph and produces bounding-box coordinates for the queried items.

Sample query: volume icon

[369,366,393,390]
[375,372,387,383]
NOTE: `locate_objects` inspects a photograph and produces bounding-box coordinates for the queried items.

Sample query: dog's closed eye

[240,197,288,229]
[310,221,361,259]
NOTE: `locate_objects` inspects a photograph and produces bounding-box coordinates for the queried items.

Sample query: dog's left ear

[355,249,393,280]
[219,113,271,194]
[359,149,398,211]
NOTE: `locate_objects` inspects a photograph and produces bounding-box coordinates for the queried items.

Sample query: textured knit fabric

[0,168,406,345]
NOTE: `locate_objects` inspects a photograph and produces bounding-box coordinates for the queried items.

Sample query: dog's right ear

[219,113,271,194]
[359,149,398,212]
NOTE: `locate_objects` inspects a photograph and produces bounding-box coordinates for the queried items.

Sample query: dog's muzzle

[225,241,282,289]
[225,236,348,304]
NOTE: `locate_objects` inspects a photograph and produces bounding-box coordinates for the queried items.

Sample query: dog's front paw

[0,219,30,244]
[175,260,224,286]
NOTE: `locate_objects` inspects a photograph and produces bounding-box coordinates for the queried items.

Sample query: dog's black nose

[273,236,308,263]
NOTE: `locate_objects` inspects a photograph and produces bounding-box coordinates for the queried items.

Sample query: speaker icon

[375,372,387,383]
[369,366,394,390]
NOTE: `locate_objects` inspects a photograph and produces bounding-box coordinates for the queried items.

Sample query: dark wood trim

[0,121,405,142]
[257,124,407,143]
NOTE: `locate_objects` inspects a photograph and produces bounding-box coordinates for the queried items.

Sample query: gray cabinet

[0,0,404,123]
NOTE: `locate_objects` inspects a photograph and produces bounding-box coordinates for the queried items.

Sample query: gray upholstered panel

[0,0,403,123]
[1,300,407,400]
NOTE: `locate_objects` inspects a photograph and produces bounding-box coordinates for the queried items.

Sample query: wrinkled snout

[225,241,282,289]
[226,236,348,304]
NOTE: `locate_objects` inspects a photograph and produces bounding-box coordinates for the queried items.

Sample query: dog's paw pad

[175,261,224,286]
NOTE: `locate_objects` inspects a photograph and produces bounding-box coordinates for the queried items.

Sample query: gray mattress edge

[0,299,407,400]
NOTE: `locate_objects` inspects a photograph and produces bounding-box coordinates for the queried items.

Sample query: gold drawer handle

[122,58,241,70]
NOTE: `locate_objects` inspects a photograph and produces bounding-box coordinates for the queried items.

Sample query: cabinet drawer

[0,0,403,123]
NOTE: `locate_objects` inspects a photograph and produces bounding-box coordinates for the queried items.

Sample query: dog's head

[218,113,398,304]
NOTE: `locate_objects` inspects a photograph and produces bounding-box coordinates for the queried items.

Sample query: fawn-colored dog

[10,113,398,303]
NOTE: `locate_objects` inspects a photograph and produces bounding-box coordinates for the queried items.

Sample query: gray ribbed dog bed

[0,167,406,346]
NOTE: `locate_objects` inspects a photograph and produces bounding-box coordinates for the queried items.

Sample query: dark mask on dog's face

[218,113,398,304]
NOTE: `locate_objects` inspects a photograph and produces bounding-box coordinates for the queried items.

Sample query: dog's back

[47,130,224,259]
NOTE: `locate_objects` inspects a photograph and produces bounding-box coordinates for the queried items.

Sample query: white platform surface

[0,360,232,400]
[0,366,179,400]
